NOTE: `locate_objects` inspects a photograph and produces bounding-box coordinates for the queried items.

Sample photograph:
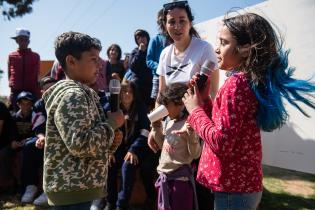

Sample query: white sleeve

[201,42,218,70]
[156,47,168,77]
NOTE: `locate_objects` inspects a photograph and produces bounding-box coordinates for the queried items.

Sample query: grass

[1,165,314,210]
[261,165,315,210]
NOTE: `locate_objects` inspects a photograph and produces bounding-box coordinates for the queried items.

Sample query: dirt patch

[281,176,315,198]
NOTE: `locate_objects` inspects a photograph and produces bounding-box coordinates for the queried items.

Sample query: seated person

[0,101,17,191]
[100,81,156,210]
[20,76,57,206]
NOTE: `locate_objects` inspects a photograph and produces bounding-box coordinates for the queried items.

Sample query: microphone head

[201,60,216,75]
[109,79,121,94]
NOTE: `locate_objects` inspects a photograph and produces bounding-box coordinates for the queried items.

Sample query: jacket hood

[43,79,96,111]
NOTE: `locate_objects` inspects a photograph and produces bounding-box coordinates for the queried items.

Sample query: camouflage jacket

[43,80,117,206]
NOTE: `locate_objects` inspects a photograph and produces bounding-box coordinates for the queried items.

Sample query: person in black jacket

[128,29,153,111]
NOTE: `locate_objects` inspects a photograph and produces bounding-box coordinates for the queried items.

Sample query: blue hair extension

[251,50,315,132]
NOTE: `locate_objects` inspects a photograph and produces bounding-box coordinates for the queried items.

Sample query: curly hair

[54,31,102,70]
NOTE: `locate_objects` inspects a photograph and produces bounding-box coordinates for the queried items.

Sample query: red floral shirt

[187,72,263,192]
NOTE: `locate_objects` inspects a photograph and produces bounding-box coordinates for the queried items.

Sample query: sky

[0,0,264,96]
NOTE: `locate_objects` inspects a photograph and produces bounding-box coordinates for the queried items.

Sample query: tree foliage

[0,0,37,20]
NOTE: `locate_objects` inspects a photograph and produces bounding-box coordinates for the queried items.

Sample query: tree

[0,0,38,20]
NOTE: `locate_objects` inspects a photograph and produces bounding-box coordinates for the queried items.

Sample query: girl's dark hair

[224,13,315,131]
[120,80,139,138]
[158,83,187,106]
[157,8,167,35]
[162,1,200,43]
[106,44,122,61]
[134,29,150,46]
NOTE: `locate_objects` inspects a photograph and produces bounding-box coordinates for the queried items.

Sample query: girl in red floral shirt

[181,13,315,210]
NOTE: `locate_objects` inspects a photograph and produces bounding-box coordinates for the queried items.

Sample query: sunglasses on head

[163,0,188,11]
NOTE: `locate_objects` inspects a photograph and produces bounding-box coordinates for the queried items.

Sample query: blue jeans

[52,201,91,210]
[214,191,262,210]
[21,137,44,187]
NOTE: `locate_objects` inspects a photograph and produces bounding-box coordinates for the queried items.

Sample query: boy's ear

[65,55,76,69]
[238,44,251,58]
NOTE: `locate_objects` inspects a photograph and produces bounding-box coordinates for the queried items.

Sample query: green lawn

[261,165,315,210]
[1,165,314,210]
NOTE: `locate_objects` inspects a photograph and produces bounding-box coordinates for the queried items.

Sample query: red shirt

[187,72,263,192]
[8,48,40,97]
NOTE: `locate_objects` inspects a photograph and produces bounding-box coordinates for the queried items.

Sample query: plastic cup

[147,105,169,123]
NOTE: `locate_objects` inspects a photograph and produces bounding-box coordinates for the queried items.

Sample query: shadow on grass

[260,187,315,210]
[263,165,315,184]
[0,190,51,210]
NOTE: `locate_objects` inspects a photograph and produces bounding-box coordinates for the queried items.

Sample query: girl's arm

[186,76,255,157]
[128,106,151,155]
[185,123,202,159]
[150,121,165,149]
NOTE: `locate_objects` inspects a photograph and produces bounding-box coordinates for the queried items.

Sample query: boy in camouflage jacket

[43,32,124,209]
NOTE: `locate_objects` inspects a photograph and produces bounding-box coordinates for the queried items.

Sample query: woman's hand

[124,152,139,165]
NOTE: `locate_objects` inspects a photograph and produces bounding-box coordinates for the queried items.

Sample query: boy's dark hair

[158,83,187,106]
[106,44,122,61]
[54,31,102,70]
[162,1,200,43]
[39,76,57,89]
[134,29,150,46]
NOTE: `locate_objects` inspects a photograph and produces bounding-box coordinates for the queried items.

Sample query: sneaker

[90,198,104,210]
[33,192,48,206]
[21,185,38,203]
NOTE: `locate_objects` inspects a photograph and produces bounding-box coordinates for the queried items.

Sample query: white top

[156,36,217,86]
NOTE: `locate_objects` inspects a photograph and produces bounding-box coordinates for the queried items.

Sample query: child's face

[15,36,29,49]
[109,47,119,60]
[70,48,101,86]
[215,25,243,71]
[165,101,183,120]
[136,35,148,46]
[17,99,33,116]
[121,86,134,108]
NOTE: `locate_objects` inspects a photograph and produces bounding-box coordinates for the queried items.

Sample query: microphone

[196,60,216,90]
[109,79,121,112]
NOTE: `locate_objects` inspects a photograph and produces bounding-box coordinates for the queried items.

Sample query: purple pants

[158,180,193,210]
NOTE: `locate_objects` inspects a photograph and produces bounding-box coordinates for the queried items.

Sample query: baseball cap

[17,91,34,102]
[11,28,30,39]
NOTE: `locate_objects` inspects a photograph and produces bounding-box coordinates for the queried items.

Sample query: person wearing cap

[12,91,35,143]
[8,28,40,111]
[20,76,57,206]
